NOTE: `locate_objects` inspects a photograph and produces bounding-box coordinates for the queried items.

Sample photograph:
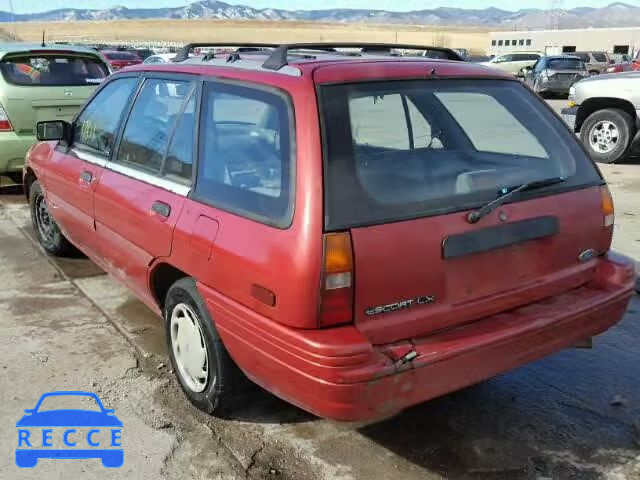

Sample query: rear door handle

[79,171,93,184]
[151,201,171,218]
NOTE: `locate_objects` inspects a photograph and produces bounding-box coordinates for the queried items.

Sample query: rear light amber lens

[319,233,354,327]
[0,103,13,132]
[601,185,614,227]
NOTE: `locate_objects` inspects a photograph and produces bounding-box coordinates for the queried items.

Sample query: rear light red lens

[601,185,614,227]
[319,232,354,327]
[0,103,13,132]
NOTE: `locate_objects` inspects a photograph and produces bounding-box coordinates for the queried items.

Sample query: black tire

[580,109,634,164]
[164,277,245,416]
[29,181,74,256]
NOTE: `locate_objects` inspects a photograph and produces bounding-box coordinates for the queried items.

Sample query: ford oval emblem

[579,249,596,263]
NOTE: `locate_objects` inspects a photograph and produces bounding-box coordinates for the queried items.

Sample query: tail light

[319,232,354,327]
[599,185,615,254]
[0,103,13,132]
[602,185,614,228]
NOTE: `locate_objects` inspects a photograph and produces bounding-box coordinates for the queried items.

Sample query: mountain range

[1,1,639,29]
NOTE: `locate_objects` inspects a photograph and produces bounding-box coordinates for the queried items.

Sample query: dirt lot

[0,134,639,478]
[9,19,490,53]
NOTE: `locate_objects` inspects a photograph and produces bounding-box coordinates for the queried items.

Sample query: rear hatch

[546,57,588,84]
[318,77,607,345]
[0,49,109,134]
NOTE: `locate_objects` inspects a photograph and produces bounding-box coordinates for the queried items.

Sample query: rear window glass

[0,54,108,87]
[547,58,585,70]
[319,79,600,230]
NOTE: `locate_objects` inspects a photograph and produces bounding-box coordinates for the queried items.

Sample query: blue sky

[5,0,626,14]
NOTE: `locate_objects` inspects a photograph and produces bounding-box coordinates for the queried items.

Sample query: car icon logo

[15,391,123,468]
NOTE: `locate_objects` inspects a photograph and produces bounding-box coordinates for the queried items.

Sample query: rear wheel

[29,181,74,256]
[580,109,634,164]
[164,277,245,416]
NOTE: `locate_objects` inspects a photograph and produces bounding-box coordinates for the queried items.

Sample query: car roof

[544,55,581,60]
[124,53,515,83]
[0,42,102,58]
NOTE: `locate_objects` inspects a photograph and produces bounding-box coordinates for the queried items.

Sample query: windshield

[0,54,108,86]
[319,79,600,230]
[547,58,585,70]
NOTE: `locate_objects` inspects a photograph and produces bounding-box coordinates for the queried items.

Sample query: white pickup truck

[562,72,640,164]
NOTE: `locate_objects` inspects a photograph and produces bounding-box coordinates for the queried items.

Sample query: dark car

[25,42,635,422]
[101,50,142,71]
[523,55,589,97]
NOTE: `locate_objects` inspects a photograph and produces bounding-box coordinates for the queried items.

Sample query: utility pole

[8,0,17,40]
[549,0,565,31]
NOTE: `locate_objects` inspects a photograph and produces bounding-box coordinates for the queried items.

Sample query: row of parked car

[1,40,636,422]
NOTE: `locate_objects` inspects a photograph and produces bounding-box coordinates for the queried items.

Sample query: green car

[0,43,110,182]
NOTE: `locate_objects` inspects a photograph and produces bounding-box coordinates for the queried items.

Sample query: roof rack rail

[261,43,464,70]
[173,42,279,62]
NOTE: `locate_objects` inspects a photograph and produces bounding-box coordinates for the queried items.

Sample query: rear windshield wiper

[467,176,566,224]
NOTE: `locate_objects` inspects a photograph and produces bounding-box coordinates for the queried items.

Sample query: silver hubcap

[35,194,55,244]
[589,120,620,154]
[170,303,210,393]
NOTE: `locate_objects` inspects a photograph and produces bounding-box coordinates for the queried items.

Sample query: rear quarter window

[592,52,608,62]
[194,82,294,227]
[0,54,109,86]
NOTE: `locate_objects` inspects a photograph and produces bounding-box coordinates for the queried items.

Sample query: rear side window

[165,94,196,184]
[0,54,108,86]
[116,79,192,174]
[592,52,607,62]
[319,79,601,230]
[194,82,293,227]
[574,53,590,62]
[72,77,139,157]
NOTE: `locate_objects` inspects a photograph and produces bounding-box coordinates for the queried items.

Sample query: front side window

[195,82,293,226]
[319,79,600,229]
[72,77,139,157]
[0,54,108,86]
[116,79,192,174]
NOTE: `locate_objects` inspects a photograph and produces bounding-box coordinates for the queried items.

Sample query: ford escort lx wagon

[24,43,635,422]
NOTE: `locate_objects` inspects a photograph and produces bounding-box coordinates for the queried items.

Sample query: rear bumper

[202,253,635,422]
[561,106,579,131]
[0,132,36,173]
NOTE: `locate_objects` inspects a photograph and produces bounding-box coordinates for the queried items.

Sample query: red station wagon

[24,43,635,422]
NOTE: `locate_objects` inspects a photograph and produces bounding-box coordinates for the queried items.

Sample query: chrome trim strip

[106,161,191,196]
[71,148,108,167]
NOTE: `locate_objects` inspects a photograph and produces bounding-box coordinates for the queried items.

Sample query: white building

[488,27,640,57]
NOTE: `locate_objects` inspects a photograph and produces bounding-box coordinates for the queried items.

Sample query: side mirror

[36,120,71,143]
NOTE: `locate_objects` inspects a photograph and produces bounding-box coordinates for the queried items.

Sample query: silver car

[523,56,589,98]
[562,71,640,163]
